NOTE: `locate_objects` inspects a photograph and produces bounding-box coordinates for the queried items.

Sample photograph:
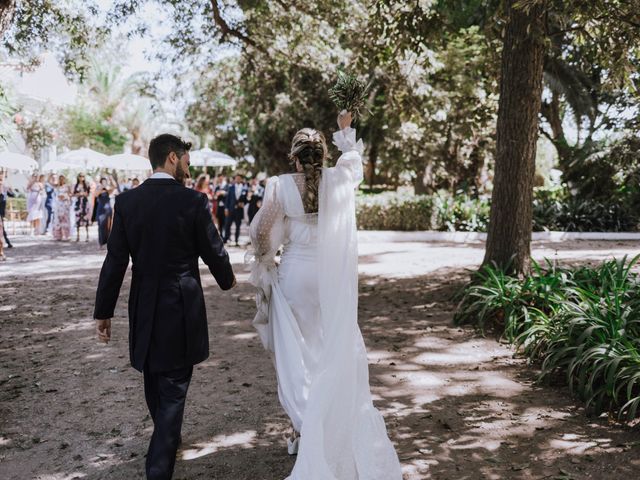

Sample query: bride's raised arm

[331,112,364,188]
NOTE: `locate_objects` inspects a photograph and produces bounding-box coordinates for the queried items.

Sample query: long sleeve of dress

[249,176,284,262]
[246,176,285,350]
[332,127,364,188]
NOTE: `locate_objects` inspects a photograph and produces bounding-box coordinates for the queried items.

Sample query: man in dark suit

[223,173,247,246]
[93,134,236,480]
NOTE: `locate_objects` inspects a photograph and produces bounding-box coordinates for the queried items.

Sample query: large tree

[483,0,640,274]
[482,0,545,274]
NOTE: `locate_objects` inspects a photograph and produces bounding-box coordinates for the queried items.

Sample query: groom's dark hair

[148,134,192,170]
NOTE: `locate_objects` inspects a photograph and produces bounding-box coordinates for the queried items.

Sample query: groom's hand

[95,319,112,344]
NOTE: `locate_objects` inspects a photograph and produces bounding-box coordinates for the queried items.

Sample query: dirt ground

[0,232,639,480]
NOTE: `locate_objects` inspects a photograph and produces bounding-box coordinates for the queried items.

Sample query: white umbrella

[41,159,84,172]
[58,147,108,169]
[189,148,237,168]
[103,153,151,171]
[0,151,38,172]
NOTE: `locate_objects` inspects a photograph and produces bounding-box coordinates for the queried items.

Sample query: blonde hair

[288,128,328,213]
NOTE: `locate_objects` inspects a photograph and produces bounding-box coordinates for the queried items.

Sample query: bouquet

[328,70,371,119]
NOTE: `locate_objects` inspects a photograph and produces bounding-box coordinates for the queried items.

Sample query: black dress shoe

[6,244,12,249]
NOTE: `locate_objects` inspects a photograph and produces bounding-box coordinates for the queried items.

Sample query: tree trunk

[414,164,430,195]
[482,0,545,275]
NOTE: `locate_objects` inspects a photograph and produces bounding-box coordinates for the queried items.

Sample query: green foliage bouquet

[328,70,371,118]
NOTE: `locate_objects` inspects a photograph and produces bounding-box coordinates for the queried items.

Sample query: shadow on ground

[0,239,639,479]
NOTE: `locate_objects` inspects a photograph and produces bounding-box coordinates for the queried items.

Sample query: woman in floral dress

[26,174,45,235]
[52,175,72,241]
[73,173,90,242]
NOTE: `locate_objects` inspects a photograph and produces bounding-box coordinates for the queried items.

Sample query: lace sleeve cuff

[332,127,364,155]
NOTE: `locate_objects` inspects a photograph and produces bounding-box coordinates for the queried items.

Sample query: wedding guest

[52,175,73,241]
[248,178,264,224]
[0,174,14,249]
[195,174,213,213]
[213,174,228,231]
[26,173,46,235]
[0,214,4,260]
[131,177,140,188]
[73,173,91,242]
[95,176,117,248]
[223,173,247,246]
[44,174,56,233]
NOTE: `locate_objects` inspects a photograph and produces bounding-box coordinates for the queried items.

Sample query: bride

[247,110,402,479]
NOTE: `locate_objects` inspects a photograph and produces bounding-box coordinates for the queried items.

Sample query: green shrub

[533,187,638,232]
[455,255,640,421]
[7,197,26,212]
[356,187,639,232]
[356,191,434,230]
[433,192,490,232]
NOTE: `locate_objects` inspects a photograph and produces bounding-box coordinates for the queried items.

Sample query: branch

[209,0,266,54]
[538,125,555,144]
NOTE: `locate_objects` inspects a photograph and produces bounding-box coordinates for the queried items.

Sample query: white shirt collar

[149,172,175,180]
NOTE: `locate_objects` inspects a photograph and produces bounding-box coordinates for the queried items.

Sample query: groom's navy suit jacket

[93,177,235,373]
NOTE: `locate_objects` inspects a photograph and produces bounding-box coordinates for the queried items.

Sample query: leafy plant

[455,255,640,421]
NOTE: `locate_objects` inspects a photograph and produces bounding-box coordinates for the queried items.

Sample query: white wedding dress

[247,127,402,480]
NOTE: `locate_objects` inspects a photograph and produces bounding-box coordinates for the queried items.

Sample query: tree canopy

[1,0,638,192]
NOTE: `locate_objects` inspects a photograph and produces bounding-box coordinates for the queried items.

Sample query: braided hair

[288,128,328,214]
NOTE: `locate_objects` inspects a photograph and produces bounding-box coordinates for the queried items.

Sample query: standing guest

[194,174,213,213]
[247,178,264,224]
[44,174,56,233]
[131,177,140,189]
[213,174,228,231]
[0,212,4,260]
[73,173,91,242]
[0,174,15,249]
[26,173,46,235]
[120,177,133,192]
[223,173,247,246]
[95,176,117,248]
[52,175,73,241]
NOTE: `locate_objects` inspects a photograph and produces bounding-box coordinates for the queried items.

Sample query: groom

[93,134,236,479]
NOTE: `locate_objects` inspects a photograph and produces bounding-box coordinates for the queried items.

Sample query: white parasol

[103,153,152,172]
[0,151,39,172]
[41,160,85,172]
[58,148,108,169]
[189,147,237,168]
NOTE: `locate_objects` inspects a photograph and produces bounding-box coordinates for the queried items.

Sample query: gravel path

[0,233,638,479]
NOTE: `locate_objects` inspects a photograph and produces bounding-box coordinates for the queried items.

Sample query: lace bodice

[249,127,364,262]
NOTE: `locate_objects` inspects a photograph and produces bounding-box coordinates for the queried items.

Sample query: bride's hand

[337,110,352,130]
